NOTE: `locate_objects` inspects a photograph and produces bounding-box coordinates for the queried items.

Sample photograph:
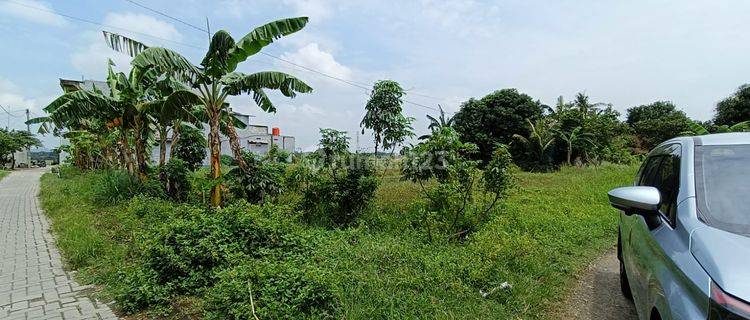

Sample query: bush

[137,203,310,296]
[173,125,207,171]
[301,156,378,227]
[220,154,236,166]
[92,170,164,204]
[159,158,191,201]
[204,261,336,319]
[112,266,173,315]
[226,152,285,204]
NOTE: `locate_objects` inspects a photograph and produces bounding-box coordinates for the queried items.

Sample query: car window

[695,144,750,236]
[653,151,680,225]
[639,156,663,186]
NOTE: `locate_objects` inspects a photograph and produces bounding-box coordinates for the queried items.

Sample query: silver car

[609,133,750,320]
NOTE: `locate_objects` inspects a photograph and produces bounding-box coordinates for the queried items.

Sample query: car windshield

[696,144,750,236]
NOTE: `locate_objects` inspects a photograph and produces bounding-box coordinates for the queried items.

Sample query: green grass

[0,170,9,181]
[39,164,637,319]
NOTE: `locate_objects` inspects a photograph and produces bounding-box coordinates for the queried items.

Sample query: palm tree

[552,126,595,165]
[512,118,556,166]
[126,17,313,207]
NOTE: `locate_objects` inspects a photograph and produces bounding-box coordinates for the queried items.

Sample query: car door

[626,144,681,318]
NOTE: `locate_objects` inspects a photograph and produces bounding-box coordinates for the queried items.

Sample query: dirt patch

[555,247,638,320]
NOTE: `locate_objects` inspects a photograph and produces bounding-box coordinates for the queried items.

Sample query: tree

[715,84,750,126]
[318,128,350,168]
[361,80,406,155]
[453,89,544,163]
[626,101,692,150]
[172,125,207,171]
[552,126,595,165]
[418,105,453,140]
[0,129,42,169]
[681,120,750,136]
[129,17,313,207]
[512,118,556,170]
[383,114,415,155]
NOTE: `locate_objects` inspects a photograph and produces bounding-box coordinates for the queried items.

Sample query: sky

[2,0,750,151]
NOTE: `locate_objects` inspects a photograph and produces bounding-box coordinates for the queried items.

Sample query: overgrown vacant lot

[40,164,636,319]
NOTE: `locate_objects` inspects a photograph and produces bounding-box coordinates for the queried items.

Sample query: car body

[609,133,750,320]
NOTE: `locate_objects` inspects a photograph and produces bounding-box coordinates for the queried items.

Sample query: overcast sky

[2,0,749,150]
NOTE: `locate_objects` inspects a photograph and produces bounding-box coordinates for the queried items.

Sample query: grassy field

[39,164,637,319]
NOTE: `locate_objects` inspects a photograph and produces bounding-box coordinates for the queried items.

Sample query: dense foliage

[171,125,206,171]
[453,89,544,164]
[715,84,750,125]
[626,101,692,151]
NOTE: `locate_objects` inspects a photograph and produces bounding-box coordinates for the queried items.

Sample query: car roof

[692,132,750,146]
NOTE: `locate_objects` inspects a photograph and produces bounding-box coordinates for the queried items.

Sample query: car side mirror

[608,186,661,213]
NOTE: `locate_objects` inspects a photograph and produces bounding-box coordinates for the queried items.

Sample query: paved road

[0,169,117,319]
[557,247,639,320]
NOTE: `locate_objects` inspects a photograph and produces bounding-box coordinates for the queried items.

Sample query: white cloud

[0,0,67,27]
[70,12,183,78]
[0,77,36,110]
[279,43,352,83]
[283,0,332,21]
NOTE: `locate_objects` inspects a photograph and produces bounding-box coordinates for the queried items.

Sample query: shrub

[172,125,207,171]
[112,266,173,314]
[301,155,378,227]
[226,152,285,204]
[220,154,236,166]
[137,203,310,295]
[204,261,336,319]
[92,170,164,204]
[159,158,191,201]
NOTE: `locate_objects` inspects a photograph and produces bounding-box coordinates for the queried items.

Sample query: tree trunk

[225,120,247,172]
[567,143,572,166]
[158,125,167,167]
[120,129,135,174]
[169,121,180,160]
[209,110,222,207]
[134,116,148,181]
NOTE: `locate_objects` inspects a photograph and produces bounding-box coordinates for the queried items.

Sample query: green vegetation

[0,128,42,169]
[0,170,9,181]
[40,163,636,319]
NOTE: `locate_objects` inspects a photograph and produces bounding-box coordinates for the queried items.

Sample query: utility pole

[26,109,30,133]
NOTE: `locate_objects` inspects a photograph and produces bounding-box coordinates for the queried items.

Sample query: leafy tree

[512,118,556,170]
[129,17,313,206]
[318,128,349,168]
[383,114,415,155]
[453,89,544,163]
[626,101,692,150]
[360,80,406,155]
[172,125,206,171]
[715,84,750,126]
[0,129,42,169]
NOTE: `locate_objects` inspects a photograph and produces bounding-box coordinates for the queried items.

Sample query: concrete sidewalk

[0,168,117,319]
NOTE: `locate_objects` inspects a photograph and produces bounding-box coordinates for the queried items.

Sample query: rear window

[695,144,750,236]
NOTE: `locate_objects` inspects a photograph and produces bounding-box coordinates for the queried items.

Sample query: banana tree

[128,17,313,207]
[512,118,556,167]
[681,120,750,136]
[552,126,595,165]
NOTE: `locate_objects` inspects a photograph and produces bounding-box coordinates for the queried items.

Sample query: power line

[0,105,24,118]
[3,0,456,115]
[106,0,460,112]
[1,0,205,51]
[122,0,209,35]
